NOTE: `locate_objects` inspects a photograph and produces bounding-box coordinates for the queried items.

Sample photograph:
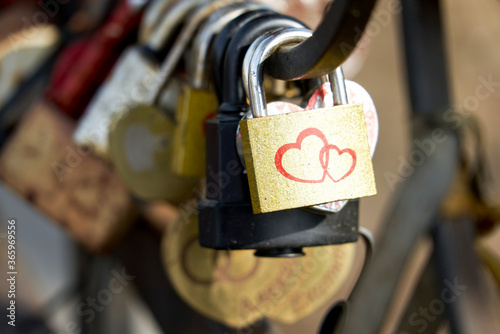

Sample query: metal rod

[264,0,378,80]
[401,0,451,117]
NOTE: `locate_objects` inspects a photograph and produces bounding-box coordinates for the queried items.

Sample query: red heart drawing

[275,128,357,184]
[274,128,329,183]
[320,145,357,182]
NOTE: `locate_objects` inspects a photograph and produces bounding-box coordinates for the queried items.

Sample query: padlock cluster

[0,0,380,329]
[0,0,378,257]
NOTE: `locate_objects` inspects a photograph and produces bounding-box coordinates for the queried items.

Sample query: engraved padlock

[239,28,377,214]
[239,37,370,214]
[171,2,264,178]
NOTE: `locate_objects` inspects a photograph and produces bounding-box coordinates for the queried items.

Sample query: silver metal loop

[190,2,268,89]
[146,0,207,52]
[145,0,242,104]
[139,0,177,44]
[242,32,269,103]
[243,28,350,117]
[330,68,348,106]
[244,28,313,117]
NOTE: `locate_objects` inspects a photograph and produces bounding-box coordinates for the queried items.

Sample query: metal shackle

[145,0,242,104]
[243,28,349,117]
[222,13,306,106]
[146,0,206,52]
[189,2,267,89]
[139,0,177,44]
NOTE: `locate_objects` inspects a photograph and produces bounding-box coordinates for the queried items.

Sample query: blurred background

[0,0,499,333]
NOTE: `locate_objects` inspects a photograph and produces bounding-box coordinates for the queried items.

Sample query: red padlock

[45,0,147,119]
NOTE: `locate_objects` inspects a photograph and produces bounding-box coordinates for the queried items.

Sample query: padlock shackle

[189,2,267,89]
[244,29,348,117]
[211,9,274,104]
[139,0,177,44]
[329,69,348,106]
[146,0,242,105]
[244,28,313,117]
[222,14,305,106]
[146,0,206,52]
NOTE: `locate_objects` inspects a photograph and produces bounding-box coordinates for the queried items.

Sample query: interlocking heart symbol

[265,80,377,212]
[274,127,357,184]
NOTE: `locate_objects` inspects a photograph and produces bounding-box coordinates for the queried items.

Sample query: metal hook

[263,0,378,80]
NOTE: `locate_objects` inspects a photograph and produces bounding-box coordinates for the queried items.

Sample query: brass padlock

[73,0,205,159]
[239,28,377,213]
[239,42,379,214]
[162,208,356,327]
[172,3,264,177]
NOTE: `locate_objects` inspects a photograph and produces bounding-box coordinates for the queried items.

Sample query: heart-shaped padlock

[162,211,356,327]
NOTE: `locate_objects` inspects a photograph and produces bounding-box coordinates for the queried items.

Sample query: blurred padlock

[45,0,149,119]
[163,210,356,327]
[0,102,134,254]
[108,104,199,204]
[108,0,239,203]
[199,13,360,258]
[73,0,206,159]
[171,2,264,177]
[0,31,137,252]
[0,1,144,253]
[239,28,377,214]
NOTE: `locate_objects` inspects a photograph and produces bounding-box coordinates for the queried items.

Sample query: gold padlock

[171,3,260,177]
[172,88,217,177]
[108,105,200,204]
[239,28,377,214]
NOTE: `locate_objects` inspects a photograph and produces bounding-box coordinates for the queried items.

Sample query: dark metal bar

[401,0,451,117]
[336,127,458,334]
[335,0,459,332]
[433,219,500,334]
[396,251,446,334]
[264,0,378,80]
[318,227,375,334]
